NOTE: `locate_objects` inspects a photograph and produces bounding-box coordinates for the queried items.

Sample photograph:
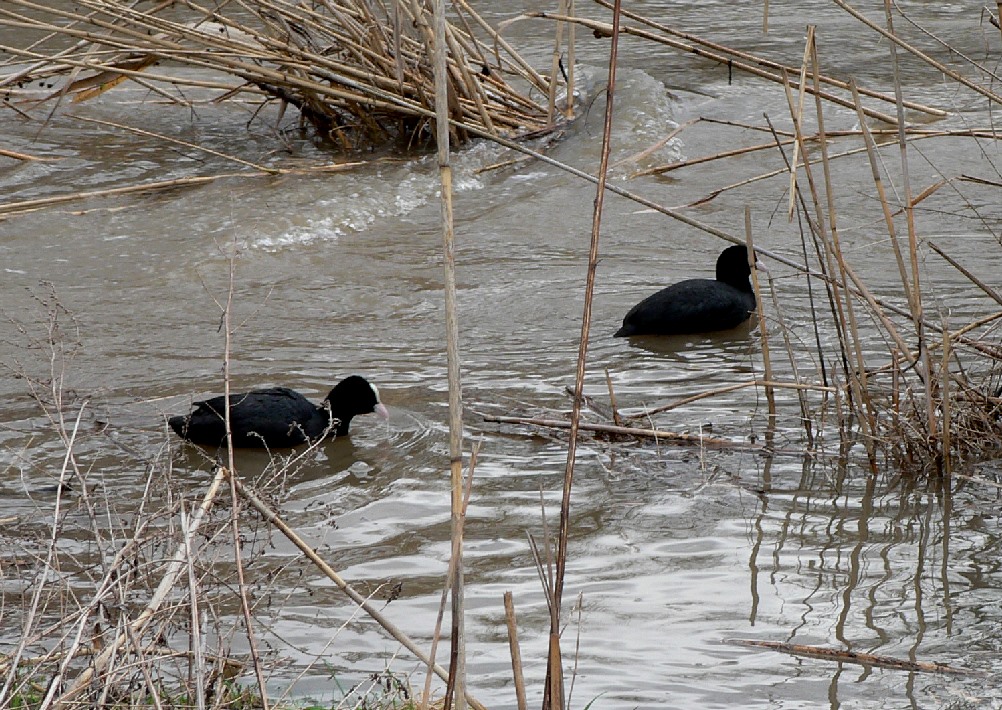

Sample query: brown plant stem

[503,592,528,710]
[429,0,466,704]
[546,2,622,708]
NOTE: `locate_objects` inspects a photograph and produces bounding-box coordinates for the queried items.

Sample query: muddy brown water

[3,2,1002,708]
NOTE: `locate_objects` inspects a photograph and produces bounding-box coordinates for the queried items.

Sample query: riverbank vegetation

[2,1,1002,708]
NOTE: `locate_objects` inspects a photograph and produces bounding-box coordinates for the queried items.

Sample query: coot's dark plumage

[614,244,758,337]
[169,375,388,449]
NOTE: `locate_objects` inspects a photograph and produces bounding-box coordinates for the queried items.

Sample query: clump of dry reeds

[0,0,559,149]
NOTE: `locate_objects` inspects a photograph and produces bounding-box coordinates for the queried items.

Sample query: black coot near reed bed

[169,375,388,449]
[615,244,759,337]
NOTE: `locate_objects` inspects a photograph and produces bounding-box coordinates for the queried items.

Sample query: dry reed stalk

[769,276,817,446]
[4,405,82,709]
[745,207,776,428]
[503,592,528,710]
[612,117,696,170]
[631,136,799,179]
[70,114,281,174]
[848,79,917,332]
[928,242,1002,307]
[545,2,622,707]
[181,504,207,710]
[779,39,878,464]
[677,129,966,209]
[786,39,811,222]
[0,147,53,161]
[883,0,939,457]
[0,175,239,216]
[0,161,366,218]
[547,0,569,124]
[421,444,477,710]
[428,0,466,704]
[455,1,549,92]
[808,33,879,458]
[779,68,849,381]
[604,367,622,426]
[565,0,576,120]
[210,237,269,709]
[941,324,952,475]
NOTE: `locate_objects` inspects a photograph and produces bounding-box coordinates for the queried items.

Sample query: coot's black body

[169,375,387,449]
[615,245,757,337]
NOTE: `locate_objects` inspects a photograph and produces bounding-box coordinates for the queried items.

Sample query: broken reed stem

[625,378,836,420]
[729,639,982,676]
[503,592,529,710]
[546,3,622,708]
[485,414,775,452]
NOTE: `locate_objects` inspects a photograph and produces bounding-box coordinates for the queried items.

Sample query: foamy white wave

[609,68,682,171]
[249,68,676,251]
[250,140,506,251]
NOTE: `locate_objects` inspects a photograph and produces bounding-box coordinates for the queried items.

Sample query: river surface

[2,2,1002,708]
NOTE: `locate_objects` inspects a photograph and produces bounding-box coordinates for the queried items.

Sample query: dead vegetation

[2,1,1002,709]
[0,0,560,150]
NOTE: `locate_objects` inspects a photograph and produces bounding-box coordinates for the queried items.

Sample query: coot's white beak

[754,258,769,275]
[375,403,390,420]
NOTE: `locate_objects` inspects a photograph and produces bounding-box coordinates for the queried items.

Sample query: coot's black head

[715,245,754,292]
[324,375,389,433]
